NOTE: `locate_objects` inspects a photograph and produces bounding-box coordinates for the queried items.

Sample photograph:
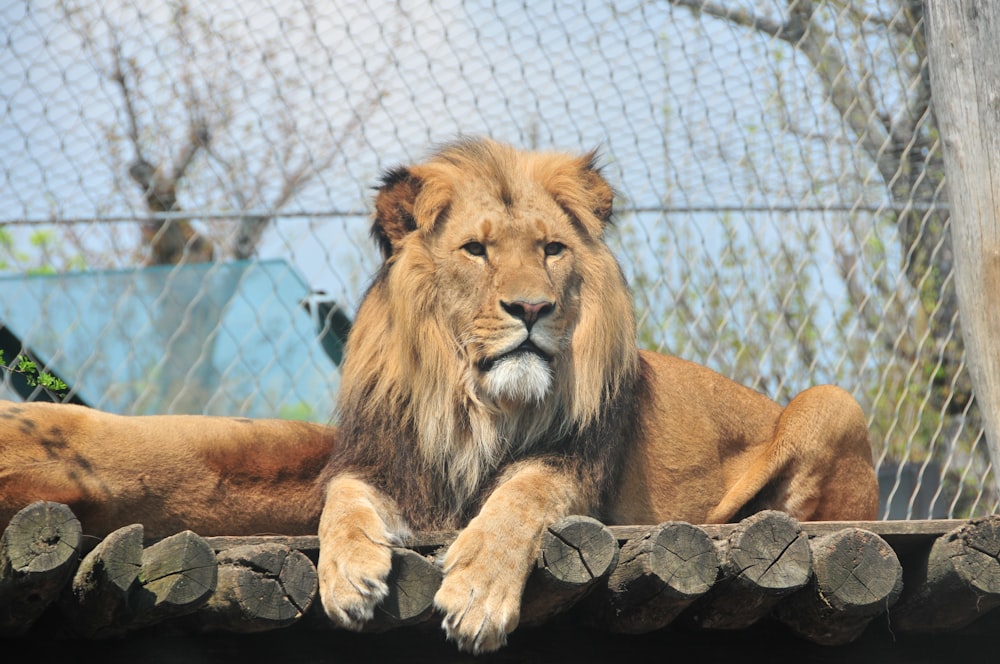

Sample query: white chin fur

[483,353,552,403]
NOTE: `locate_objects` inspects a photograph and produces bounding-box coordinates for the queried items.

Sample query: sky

[1,0,874,312]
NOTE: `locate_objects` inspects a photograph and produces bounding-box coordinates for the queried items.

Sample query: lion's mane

[328,138,645,530]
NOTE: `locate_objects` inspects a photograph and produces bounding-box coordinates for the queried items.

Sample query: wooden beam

[201,518,972,554]
[925,1,1000,489]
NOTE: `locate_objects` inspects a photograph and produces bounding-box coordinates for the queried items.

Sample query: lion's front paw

[433,529,527,654]
[317,532,394,630]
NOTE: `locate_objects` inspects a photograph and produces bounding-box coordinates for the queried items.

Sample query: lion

[0,138,878,654]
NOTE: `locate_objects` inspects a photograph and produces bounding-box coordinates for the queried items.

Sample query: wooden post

[62,523,145,638]
[520,515,620,626]
[891,515,1000,632]
[195,543,318,633]
[683,510,810,630]
[0,501,81,636]
[589,521,718,633]
[926,2,1000,487]
[773,528,903,645]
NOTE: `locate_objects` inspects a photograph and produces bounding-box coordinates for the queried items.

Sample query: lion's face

[339,139,638,499]
[426,174,583,405]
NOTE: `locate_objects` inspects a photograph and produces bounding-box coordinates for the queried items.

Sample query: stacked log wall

[3,500,1000,650]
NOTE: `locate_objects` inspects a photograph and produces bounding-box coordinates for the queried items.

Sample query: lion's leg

[706,385,878,523]
[434,460,585,654]
[316,474,409,629]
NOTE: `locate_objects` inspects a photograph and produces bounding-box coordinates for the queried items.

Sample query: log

[365,548,443,631]
[683,510,810,630]
[589,521,717,634]
[925,1,1000,495]
[0,500,81,635]
[312,518,615,633]
[520,515,619,626]
[304,548,446,633]
[61,523,144,638]
[306,547,442,633]
[126,530,218,629]
[891,516,1000,632]
[193,543,317,633]
[773,528,903,645]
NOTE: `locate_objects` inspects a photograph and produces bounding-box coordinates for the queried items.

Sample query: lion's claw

[433,541,522,654]
[317,536,394,631]
[435,585,514,654]
[320,568,390,630]
[337,576,390,627]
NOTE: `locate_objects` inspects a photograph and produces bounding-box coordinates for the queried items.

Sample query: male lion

[0,138,877,653]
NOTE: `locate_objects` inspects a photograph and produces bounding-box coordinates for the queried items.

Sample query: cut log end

[61,523,144,639]
[593,521,718,634]
[725,510,811,593]
[0,501,82,636]
[893,515,1000,632]
[197,543,318,633]
[775,528,902,646]
[683,510,809,631]
[372,547,442,629]
[127,530,218,628]
[2,500,82,576]
[521,515,620,626]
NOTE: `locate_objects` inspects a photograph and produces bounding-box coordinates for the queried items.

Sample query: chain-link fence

[1,1,991,519]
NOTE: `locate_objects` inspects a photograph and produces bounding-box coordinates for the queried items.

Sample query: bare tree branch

[666,0,789,40]
[229,54,393,260]
[110,39,214,265]
[110,41,144,164]
[665,0,899,184]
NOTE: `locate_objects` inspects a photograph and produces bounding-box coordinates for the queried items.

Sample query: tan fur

[0,401,331,537]
[0,139,877,654]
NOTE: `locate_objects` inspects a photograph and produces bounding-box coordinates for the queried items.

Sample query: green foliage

[0,225,86,274]
[0,350,69,394]
[279,402,316,421]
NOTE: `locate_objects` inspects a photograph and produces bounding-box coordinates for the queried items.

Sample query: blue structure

[0,260,347,421]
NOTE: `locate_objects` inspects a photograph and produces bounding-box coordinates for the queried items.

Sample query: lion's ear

[372,164,453,259]
[537,150,615,234]
[372,166,422,259]
[580,151,614,224]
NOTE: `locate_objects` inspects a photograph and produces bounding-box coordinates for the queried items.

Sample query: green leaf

[0,354,68,395]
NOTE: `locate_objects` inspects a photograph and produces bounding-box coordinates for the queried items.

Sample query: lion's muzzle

[500,299,554,331]
[477,338,553,373]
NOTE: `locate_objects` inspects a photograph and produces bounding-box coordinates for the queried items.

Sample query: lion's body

[0,139,877,654]
[0,401,331,536]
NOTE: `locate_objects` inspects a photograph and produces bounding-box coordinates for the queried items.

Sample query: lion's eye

[462,241,487,257]
[544,242,565,256]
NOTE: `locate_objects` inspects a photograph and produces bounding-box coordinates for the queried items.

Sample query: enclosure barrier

[3,1,996,521]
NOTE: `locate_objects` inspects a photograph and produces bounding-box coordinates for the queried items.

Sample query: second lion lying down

[0,138,878,653]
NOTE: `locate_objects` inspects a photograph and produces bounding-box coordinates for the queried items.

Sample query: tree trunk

[925,1,1000,493]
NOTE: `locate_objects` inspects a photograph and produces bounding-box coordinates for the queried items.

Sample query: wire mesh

[1,0,992,519]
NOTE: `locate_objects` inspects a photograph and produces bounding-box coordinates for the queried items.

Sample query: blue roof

[0,260,340,420]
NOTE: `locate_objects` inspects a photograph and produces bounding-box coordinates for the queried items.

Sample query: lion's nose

[501,300,555,330]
